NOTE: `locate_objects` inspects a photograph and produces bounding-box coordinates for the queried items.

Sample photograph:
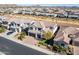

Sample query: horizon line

[16,4,79,7]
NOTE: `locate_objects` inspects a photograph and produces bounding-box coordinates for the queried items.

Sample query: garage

[28,32,36,38]
[37,34,42,39]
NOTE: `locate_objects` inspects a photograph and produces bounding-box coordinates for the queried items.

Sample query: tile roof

[63,27,79,43]
[30,21,56,29]
[31,21,44,28]
[63,27,79,35]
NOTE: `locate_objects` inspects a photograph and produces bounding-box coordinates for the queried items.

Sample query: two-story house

[28,21,58,39]
[8,20,30,33]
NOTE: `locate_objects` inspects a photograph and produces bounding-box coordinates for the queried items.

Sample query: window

[17,24,20,26]
[27,23,30,25]
[35,28,37,30]
[30,27,33,30]
[61,43,65,47]
[37,34,41,39]
[50,27,53,29]
[3,21,8,24]
[29,32,35,37]
[0,18,2,20]
[38,28,42,31]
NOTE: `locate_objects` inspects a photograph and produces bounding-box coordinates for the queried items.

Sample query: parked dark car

[7,31,14,35]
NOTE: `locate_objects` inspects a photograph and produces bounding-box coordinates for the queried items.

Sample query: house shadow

[54,40,68,46]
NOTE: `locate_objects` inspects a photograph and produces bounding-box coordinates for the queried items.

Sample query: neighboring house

[54,11,66,18]
[68,13,79,19]
[13,9,22,14]
[2,20,9,28]
[35,12,55,17]
[64,11,79,19]
[0,16,9,28]
[54,27,79,47]
[8,21,21,32]
[8,20,30,33]
[63,27,79,45]
[35,12,48,16]
[56,13,66,18]
[22,11,33,15]
[62,27,79,55]
[28,21,58,39]
[0,16,4,24]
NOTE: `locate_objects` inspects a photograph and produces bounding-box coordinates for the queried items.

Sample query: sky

[0,0,79,4]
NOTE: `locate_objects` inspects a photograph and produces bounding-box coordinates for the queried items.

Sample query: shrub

[66,46,73,55]
[43,30,55,45]
[53,44,72,54]
[0,26,6,33]
[53,44,59,52]
[38,40,48,46]
[18,36,22,40]
[43,30,54,40]
[18,32,26,40]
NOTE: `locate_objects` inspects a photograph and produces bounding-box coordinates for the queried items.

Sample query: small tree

[43,30,54,40]
[43,30,55,45]
[18,32,26,40]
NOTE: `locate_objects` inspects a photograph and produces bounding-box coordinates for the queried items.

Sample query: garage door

[29,32,36,37]
[37,34,42,39]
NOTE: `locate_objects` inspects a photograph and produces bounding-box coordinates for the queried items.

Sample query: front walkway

[23,36,38,45]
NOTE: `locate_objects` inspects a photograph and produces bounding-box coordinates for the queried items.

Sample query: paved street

[0,36,47,55]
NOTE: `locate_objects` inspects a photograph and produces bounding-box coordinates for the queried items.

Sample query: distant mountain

[17,4,79,8]
[0,4,17,8]
[0,4,78,8]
